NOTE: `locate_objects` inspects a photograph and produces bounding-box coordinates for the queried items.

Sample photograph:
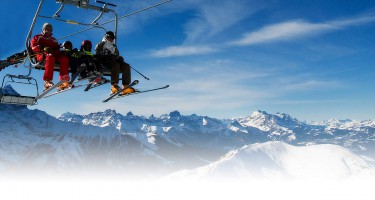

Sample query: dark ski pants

[101,56,131,86]
[118,61,131,86]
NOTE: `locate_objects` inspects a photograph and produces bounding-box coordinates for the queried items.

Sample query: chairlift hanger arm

[53,2,65,17]
[92,0,118,26]
[96,0,116,7]
[56,0,113,12]
[53,0,117,26]
[58,0,173,41]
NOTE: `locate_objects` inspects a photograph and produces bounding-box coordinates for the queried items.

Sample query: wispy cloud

[231,20,335,46]
[151,12,375,58]
[282,80,341,91]
[73,63,272,118]
[112,0,257,42]
[231,15,375,46]
[182,0,263,43]
[150,45,218,57]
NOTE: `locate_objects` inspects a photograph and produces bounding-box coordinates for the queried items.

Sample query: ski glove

[43,47,53,54]
[117,56,124,62]
[71,48,78,53]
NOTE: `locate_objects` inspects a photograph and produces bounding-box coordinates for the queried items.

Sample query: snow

[202,118,207,125]
[1,177,374,200]
[229,125,240,132]
[162,126,171,132]
[167,141,375,180]
[1,104,375,200]
[2,104,374,172]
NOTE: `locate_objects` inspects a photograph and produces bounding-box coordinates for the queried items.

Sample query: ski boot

[58,82,70,91]
[44,80,54,91]
[121,84,135,95]
[111,84,120,95]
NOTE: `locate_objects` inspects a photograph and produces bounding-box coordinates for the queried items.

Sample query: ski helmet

[81,40,92,51]
[62,41,73,50]
[105,31,115,40]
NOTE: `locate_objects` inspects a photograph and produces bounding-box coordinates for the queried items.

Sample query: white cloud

[83,60,273,117]
[182,0,262,43]
[150,45,217,57]
[232,15,375,46]
[113,0,263,43]
[283,80,341,91]
[232,20,335,46]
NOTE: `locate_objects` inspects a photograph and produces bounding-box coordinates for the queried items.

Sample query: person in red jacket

[31,23,70,91]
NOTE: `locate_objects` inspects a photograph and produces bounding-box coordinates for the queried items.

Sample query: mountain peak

[169,110,181,118]
[1,84,20,96]
[103,109,117,115]
[0,85,28,110]
[252,110,269,116]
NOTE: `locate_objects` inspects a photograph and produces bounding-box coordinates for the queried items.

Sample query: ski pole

[130,65,150,80]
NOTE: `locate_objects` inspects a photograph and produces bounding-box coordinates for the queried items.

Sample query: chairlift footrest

[0,94,36,105]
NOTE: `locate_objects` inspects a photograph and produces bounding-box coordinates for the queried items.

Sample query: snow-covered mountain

[0,88,180,176]
[167,141,375,180]
[1,86,374,178]
[58,109,375,156]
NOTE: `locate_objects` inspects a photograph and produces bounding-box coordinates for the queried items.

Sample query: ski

[84,77,117,91]
[69,65,89,84]
[35,80,66,100]
[112,85,169,100]
[43,74,104,98]
[102,80,139,103]
[43,81,90,98]
[83,73,106,91]
[0,60,11,71]
[71,74,99,86]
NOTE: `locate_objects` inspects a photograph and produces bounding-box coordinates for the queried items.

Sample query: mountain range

[58,108,375,155]
[0,85,374,179]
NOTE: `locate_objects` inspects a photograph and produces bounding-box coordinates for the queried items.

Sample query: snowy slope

[167,141,375,180]
[0,105,173,175]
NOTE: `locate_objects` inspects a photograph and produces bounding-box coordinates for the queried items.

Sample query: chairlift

[0,0,172,105]
[2,0,118,104]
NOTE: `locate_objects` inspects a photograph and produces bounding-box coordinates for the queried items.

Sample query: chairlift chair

[1,0,118,104]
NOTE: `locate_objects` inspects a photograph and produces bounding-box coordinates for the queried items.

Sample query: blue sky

[1,0,375,121]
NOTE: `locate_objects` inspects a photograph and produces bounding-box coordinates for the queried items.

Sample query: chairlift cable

[39,15,94,26]
[58,0,173,40]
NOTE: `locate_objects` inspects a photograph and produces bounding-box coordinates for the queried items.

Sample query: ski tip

[133,80,139,84]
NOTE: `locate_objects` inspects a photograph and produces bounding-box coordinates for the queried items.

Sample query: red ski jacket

[31,33,60,55]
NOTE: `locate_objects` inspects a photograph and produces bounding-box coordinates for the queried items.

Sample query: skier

[31,23,70,91]
[79,40,104,79]
[61,41,79,79]
[94,31,135,95]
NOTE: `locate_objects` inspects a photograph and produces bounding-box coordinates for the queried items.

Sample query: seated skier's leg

[119,61,134,95]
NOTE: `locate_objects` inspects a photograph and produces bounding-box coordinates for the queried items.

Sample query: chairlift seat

[0,94,36,105]
[33,62,112,76]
